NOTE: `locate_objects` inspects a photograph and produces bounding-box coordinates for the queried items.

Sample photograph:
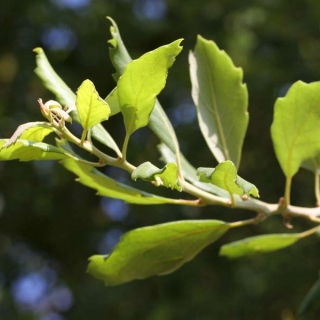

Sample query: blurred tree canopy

[1,0,320,319]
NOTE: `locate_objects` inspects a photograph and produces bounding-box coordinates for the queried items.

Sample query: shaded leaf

[189,36,248,168]
[105,87,120,116]
[33,47,76,109]
[0,139,71,161]
[302,156,320,175]
[197,161,259,198]
[107,17,132,82]
[61,159,182,205]
[87,220,230,286]
[220,233,300,259]
[117,39,183,136]
[271,81,320,178]
[76,80,110,141]
[132,161,182,191]
[297,275,320,318]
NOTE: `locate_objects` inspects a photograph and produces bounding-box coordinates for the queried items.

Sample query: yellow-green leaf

[220,233,300,259]
[0,139,70,161]
[61,159,183,205]
[271,81,320,178]
[132,161,182,191]
[76,80,111,141]
[88,220,230,286]
[117,39,183,136]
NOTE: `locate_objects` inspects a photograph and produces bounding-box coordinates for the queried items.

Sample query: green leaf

[117,39,183,136]
[87,220,230,286]
[105,87,120,116]
[197,161,259,198]
[271,81,320,178]
[0,139,71,161]
[90,125,121,156]
[33,47,120,156]
[76,79,110,141]
[132,161,182,191]
[107,19,181,159]
[107,17,132,82]
[302,156,320,175]
[61,159,183,205]
[297,275,320,318]
[20,125,54,142]
[149,100,181,155]
[1,122,54,149]
[220,233,301,259]
[189,36,248,168]
[158,143,229,197]
[33,47,76,108]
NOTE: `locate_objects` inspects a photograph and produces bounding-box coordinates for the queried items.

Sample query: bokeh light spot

[100,198,129,221]
[133,0,167,20]
[42,26,77,51]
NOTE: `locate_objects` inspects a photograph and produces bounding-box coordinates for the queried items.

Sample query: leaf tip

[33,47,43,54]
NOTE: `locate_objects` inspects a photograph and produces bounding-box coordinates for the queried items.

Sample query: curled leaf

[197,161,259,198]
[132,161,182,191]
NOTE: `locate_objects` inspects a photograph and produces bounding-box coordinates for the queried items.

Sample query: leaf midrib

[114,224,228,276]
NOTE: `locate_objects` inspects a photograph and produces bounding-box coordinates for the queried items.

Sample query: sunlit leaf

[297,275,320,318]
[107,19,181,158]
[20,125,54,142]
[1,122,53,149]
[189,36,248,168]
[132,161,182,191]
[33,48,120,155]
[76,79,110,141]
[117,39,183,136]
[197,161,259,198]
[87,220,230,286]
[271,81,320,178]
[61,159,182,205]
[220,233,300,259]
[0,139,71,161]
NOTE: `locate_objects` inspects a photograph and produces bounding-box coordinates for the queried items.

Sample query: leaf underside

[197,161,259,198]
[61,159,181,205]
[87,220,230,286]
[189,36,248,168]
[220,233,300,258]
[132,161,182,191]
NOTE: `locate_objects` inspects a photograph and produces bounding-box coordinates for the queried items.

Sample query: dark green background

[1,0,320,319]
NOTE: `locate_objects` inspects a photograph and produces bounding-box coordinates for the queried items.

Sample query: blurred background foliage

[1,0,320,319]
